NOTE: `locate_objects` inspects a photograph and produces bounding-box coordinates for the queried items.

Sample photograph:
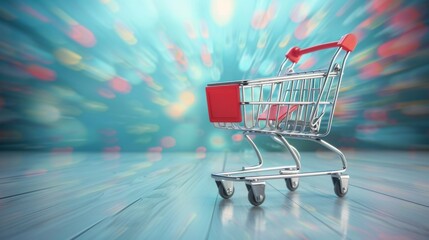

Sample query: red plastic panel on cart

[206,84,242,123]
[258,105,298,121]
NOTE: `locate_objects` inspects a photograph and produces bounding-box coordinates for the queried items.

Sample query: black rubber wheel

[285,178,299,191]
[248,189,265,206]
[333,179,347,197]
[218,184,234,199]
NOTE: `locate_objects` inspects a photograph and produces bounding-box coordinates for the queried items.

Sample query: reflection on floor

[0,151,428,239]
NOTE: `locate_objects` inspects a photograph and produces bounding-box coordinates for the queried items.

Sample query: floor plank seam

[69,198,142,239]
[347,199,429,235]
[0,185,59,199]
[350,184,429,208]
[112,197,142,217]
[204,152,228,240]
[268,182,351,240]
[69,218,105,240]
[204,196,219,240]
[305,183,429,235]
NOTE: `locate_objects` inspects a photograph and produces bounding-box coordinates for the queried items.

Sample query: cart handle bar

[286,33,357,63]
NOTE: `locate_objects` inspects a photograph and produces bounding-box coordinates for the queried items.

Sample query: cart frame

[206,34,357,206]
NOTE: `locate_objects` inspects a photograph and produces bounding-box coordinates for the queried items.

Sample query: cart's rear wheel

[285,178,299,191]
[333,178,348,197]
[216,181,234,199]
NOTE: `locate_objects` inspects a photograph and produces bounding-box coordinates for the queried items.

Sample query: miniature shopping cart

[206,34,357,206]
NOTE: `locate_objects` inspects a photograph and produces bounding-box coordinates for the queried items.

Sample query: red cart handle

[286,33,357,63]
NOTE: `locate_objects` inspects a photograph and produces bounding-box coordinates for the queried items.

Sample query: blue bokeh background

[0,0,428,153]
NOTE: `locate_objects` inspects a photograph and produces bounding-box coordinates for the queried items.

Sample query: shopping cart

[206,34,357,206]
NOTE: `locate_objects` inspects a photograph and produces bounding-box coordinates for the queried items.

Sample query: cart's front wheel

[332,175,349,197]
[248,189,265,206]
[246,182,266,206]
[216,181,234,199]
[285,178,299,191]
[219,185,234,199]
[333,180,347,197]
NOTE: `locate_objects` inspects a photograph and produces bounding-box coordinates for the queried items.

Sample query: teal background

[0,0,428,153]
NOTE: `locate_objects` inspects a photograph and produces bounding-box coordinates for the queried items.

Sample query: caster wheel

[219,185,234,199]
[248,188,265,206]
[285,178,299,191]
[216,181,234,199]
[333,177,348,197]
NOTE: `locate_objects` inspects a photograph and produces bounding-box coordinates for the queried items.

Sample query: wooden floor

[0,150,428,239]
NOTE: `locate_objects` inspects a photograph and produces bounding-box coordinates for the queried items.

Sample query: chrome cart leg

[273,134,301,191]
[246,181,266,206]
[274,134,301,170]
[216,180,235,199]
[311,138,347,170]
[311,138,349,197]
[242,134,264,170]
[289,145,301,162]
[272,135,301,164]
[331,174,349,197]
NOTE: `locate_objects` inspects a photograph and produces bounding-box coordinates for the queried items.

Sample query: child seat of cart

[257,104,299,121]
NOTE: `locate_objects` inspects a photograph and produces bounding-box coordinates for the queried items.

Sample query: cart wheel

[248,188,265,206]
[285,178,299,191]
[216,181,234,199]
[218,185,234,199]
[333,177,348,197]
